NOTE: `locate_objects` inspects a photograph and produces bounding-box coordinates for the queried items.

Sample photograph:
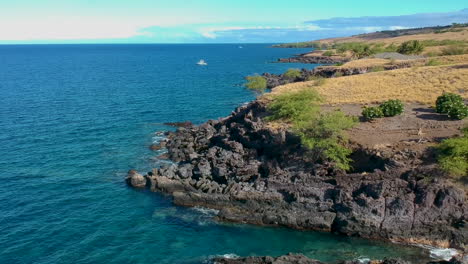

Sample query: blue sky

[0,0,467,43]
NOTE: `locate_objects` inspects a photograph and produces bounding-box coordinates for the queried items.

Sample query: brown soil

[323,103,467,151]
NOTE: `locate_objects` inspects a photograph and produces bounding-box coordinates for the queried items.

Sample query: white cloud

[198,24,322,39]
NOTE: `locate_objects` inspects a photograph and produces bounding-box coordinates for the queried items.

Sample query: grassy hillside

[267,63,468,105]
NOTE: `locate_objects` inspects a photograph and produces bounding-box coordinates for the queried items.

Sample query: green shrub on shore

[295,110,357,171]
[323,51,334,56]
[437,129,468,179]
[362,99,404,120]
[441,45,467,55]
[425,59,442,66]
[266,89,321,122]
[266,89,357,170]
[245,75,267,91]
[362,106,384,120]
[397,40,425,54]
[283,68,302,80]
[380,99,404,117]
[435,93,467,120]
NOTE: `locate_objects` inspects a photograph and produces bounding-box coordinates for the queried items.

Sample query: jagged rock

[212,253,324,264]
[129,100,467,251]
[125,170,147,188]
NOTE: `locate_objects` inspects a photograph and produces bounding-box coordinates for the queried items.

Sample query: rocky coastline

[277,53,350,64]
[262,60,425,89]
[211,253,466,264]
[127,98,467,252]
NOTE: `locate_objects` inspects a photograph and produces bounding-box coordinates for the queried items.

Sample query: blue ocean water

[0,44,429,264]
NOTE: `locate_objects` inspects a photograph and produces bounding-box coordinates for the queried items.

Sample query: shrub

[334,42,373,58]
[435,93,463,114]
[362,106,384,120]
[323,51,334,56]
[437,131,468,178]
[295,110,357,170]
[266,89,322,122]
[425,59,442,66]
[380,99,404,117]
[447,101,468,120]
[245,75,267,91]
[283,68,302,80]
[397,40,425,54]
[441,45,467,56]
[267,89,357,170]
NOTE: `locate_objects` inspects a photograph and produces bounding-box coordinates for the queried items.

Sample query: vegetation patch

[397,40,425,54]
[436,128,468,179]
[283,68,302,80]
[245,75,267,91]
[379,99,404,117]
[436,93,468,120]
[266,89,357,170]
[362,106,384,120]
[441,45,467,55]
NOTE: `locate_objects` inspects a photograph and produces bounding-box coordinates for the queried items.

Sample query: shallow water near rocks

[0,44,430,263]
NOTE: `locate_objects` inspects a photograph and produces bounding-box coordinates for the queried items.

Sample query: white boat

[196,59,207,65]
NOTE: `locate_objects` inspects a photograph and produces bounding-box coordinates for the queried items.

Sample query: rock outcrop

[262,61,422,89]
[212,253,323,264]
[277,54,350,64]
[130,100,467,251]
[126,170,147,188]
[212,254,466,264]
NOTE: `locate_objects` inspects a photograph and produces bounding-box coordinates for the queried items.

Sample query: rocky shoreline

[277,53,349,64]
[127,98,467,252]
[211,253,466,264]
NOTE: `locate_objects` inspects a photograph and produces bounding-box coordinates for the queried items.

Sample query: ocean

[0,44,429,264]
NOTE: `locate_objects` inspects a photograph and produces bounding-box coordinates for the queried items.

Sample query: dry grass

[341,58,397,68]
[267,64,468,105]
[334,54,468,69]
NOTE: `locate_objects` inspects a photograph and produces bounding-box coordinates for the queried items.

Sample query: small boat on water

[196,59,207,65]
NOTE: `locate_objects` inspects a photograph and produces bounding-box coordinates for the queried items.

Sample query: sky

[0,0,467,44]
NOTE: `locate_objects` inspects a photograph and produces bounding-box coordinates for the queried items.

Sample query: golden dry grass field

[267,63,468,105]
[339,54,468,68]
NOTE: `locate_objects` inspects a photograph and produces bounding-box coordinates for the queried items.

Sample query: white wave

[355,257,371,264]
[428,247,458,261]
[192,206,220,216]
[221,253,239,259]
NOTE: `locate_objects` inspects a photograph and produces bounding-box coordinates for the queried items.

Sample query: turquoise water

[0,44,429,264]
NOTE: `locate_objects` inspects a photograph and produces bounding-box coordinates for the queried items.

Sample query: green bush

[295,110,357,171]
[334,42,373,58]
[447,101,468,120]
[283,68,302,80]
[397,40,425,54]
[266,89,322,122]
[362,106,384,120]
[436,93,463,113]
[323,51,334,56]
[266,89,357,170]
[245,75,267,91]
[436,93,467,120]
[425,59,442,66]
[437,131,468,178]
[441,45,467,55]
[380,99,404,117]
